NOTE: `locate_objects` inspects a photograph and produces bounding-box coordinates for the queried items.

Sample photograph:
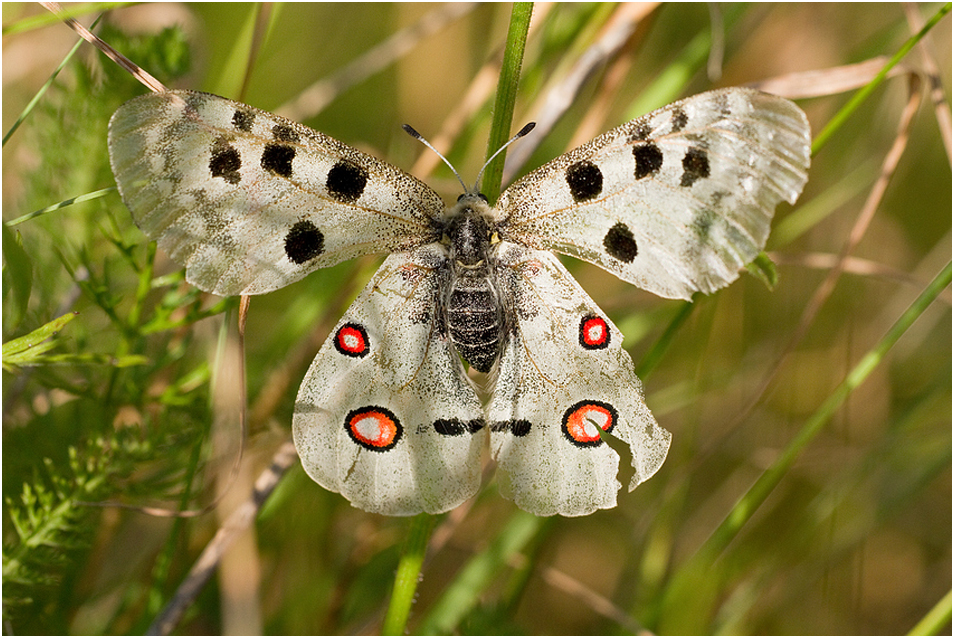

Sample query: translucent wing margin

[488,242,671,516]
[497,88,811,300]
[292,245,487,516]
[108,90,444,296]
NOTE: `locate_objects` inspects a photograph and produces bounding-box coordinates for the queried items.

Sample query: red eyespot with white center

[345,406,402,452]
[561,400,617,447]
[578,314,610,350]
[334,323,370,358]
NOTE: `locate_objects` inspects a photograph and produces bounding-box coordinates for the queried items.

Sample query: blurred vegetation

[2,2,951,635]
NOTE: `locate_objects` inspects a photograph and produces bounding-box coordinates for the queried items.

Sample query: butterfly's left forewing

[293,244,487,516]
[488,243,671,517]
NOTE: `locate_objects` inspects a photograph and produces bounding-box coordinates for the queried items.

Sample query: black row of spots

[259,123,300,177]
[578,315,611,350]
[490,419,532,437]
[487,399,618,449]
[433,418,485,436]
[603,222,638,263]
[333,323,370,358]
[633,143,663,180]
[209,137,242,184]
[680,147,710,187]
[285,220,325,264]
[565,160,603,202]
[327,160,368,203]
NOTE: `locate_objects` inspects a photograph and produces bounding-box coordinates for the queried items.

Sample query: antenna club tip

[401,124,421,139]
[518,122,536,136]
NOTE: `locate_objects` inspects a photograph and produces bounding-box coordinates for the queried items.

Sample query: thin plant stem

[382,514,436,635]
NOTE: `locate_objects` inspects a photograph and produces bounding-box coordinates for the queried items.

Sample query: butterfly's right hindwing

[108,90,444,296]
[292,245,487,516]
[487,243,671,516]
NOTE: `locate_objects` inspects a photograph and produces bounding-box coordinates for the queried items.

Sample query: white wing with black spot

[487,242,671,517]
[496,88,811,300]
[108,90,444,296]
[292,244,487,516]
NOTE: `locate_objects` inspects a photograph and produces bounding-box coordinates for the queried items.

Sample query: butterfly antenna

[472,122,536,194]
[402,124,469,194]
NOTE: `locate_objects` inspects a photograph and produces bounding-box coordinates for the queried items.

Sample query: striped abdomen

[447,271,502,373]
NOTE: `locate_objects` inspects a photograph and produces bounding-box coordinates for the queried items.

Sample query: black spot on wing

[285,220,324,264]
[629,122,652,141]
[604,222,638,263]
[272,123,299,143]
[261,143,296,178]
[326,160,368,203]
[633,144,663,180]
[232,109,254,132]
[433,418,486,436]
[671,106,688,132]
[565,160,603,202]
[680,147,710,187]
[209,138,241,184]
[491,419,531,437]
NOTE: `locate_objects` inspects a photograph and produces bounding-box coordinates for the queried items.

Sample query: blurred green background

[3,3,951,634]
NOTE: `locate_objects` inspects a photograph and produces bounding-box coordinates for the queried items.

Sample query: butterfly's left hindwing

[108,91,443,296]
[292,245,487,516]
[487,243,671,517]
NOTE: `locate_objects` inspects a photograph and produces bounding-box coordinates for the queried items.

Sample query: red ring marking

[335,323,369,357]
[345,406,401,452]
[579,315,610,350]
[561,400,617,447]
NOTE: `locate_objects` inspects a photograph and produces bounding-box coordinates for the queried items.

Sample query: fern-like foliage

[3,435,152,617]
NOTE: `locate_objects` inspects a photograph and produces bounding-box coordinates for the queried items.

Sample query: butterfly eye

[456,192,489,203]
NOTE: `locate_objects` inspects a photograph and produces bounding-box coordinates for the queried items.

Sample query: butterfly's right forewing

[108,90,444,296]
[497,89,811,300]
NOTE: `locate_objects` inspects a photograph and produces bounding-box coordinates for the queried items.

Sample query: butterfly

[108,87,811,516]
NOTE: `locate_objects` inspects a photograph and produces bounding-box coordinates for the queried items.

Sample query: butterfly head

[402,122,536,202]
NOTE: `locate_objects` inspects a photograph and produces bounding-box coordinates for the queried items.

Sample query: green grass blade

[416,510,544,634]
[908,589,952,636]
[6,188,117,226]
[480,1,534,203]
[2,312,78,369]
[811,2,952,154]
[3,14,103,147]
[736,260,949,523]
[656,262,952,633]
